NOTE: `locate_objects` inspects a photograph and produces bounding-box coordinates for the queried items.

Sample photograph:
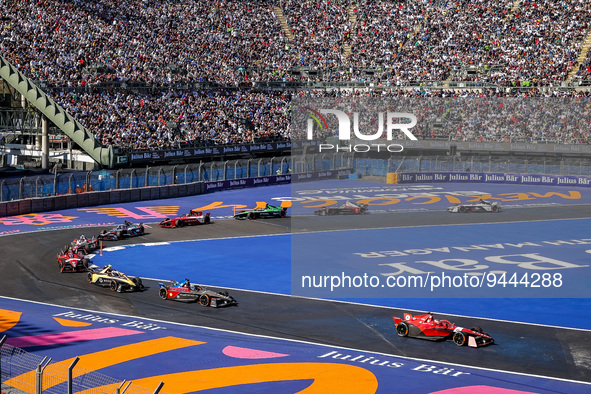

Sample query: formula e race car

[233,201,290,220]
[393,312,494,347]
[98,221,145,241]
[158,211,211,228]
[314,201,368,216]
[158,279,237,307]
[87,265,145,292]
[447,199,501,213]
[57,248,91,273]
[69,234,100,254]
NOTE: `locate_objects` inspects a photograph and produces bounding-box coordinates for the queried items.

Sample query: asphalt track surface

[1,205,591,384]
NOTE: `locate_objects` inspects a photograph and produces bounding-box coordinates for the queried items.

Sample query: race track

[2,198,591,387]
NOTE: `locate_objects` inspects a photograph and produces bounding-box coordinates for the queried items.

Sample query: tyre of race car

[116,230,123,239]
[159,288,168,300]
[280,209,286,218]
[205,215,211,224]
[81,259,89,271]
[328,209,334,215]
[139,225,145,234]
[110,280,119,292]
[319,210,326,216]
[492,205,499,213]
[453,331,467,346]
[459,206,466,213]
[87,272,93,283]
[199,294,211,307]
[396,322,409,337]
[247,212,255,220]
[59,260,64,272]
[84,244,92,253]
[177,220,184,228]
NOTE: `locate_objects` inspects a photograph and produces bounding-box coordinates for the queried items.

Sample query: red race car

[393,312,494,347]
[159,211,211,228]
[57,248,90,273]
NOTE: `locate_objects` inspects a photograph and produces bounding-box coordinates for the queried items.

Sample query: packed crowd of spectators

[0,0,295,86]
[1,0,591,150]
[53,89,291,151]
[282,0,350,72]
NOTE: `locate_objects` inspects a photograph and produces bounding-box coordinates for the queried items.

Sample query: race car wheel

[458,206,466,213]
[492,205,499,213]
[110,280,119,292]
[159,288,168,300]
[116,231,123,239]
[177,220,184,228]
[453,331,467,346]
[87,272,93,283]
[199,294,211,307]
[280,209,286,218]
[319,210,327,216]
[81,259,89,271]
[247,212,256,220]
[396,322,409,337]
[139,225,145,234]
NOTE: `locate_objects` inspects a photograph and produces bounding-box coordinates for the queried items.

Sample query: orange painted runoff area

[53,317,92,327]
[76,362,378,394]
[0,308,22,332]
[5,336,205,391]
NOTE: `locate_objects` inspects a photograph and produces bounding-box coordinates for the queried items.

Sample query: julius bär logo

[304,108,418,153]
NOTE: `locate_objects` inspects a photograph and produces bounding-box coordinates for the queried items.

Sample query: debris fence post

[35,356,52,394]
[68,356,80,394]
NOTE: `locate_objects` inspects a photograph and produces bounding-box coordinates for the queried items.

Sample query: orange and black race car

[159,211,211,228]
[393,312,494,347]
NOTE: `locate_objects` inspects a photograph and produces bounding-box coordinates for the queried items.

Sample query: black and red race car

[57,248,90,273]
[314,201,368,216]
[158,211,211,228]
[158,279,237,308]
[98,221,145,241]
[393,312,494,347]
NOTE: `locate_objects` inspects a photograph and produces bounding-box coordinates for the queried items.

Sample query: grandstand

[1,0,591,171]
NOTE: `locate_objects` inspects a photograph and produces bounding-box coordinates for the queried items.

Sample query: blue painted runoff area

[92,217,591,329]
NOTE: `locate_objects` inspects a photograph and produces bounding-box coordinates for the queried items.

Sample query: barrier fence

[1,153,590,207]
[0,154,354,202]
[355,155,591,177]
[0,337,165,394]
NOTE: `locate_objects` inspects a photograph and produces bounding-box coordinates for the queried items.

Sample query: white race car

[447,199,501,213]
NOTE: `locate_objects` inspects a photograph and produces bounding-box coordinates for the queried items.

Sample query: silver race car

[447,199,501,213]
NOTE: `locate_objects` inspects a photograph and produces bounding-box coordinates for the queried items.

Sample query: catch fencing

[0,154,354,202]
[0,337,164,394]
[355,155,591,177]
[2,153,591,203]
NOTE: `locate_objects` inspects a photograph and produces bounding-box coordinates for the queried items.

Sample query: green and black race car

[233,201,290,220]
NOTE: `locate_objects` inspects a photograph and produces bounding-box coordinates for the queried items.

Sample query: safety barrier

[0,168,354,217]
[0,336,165,394]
